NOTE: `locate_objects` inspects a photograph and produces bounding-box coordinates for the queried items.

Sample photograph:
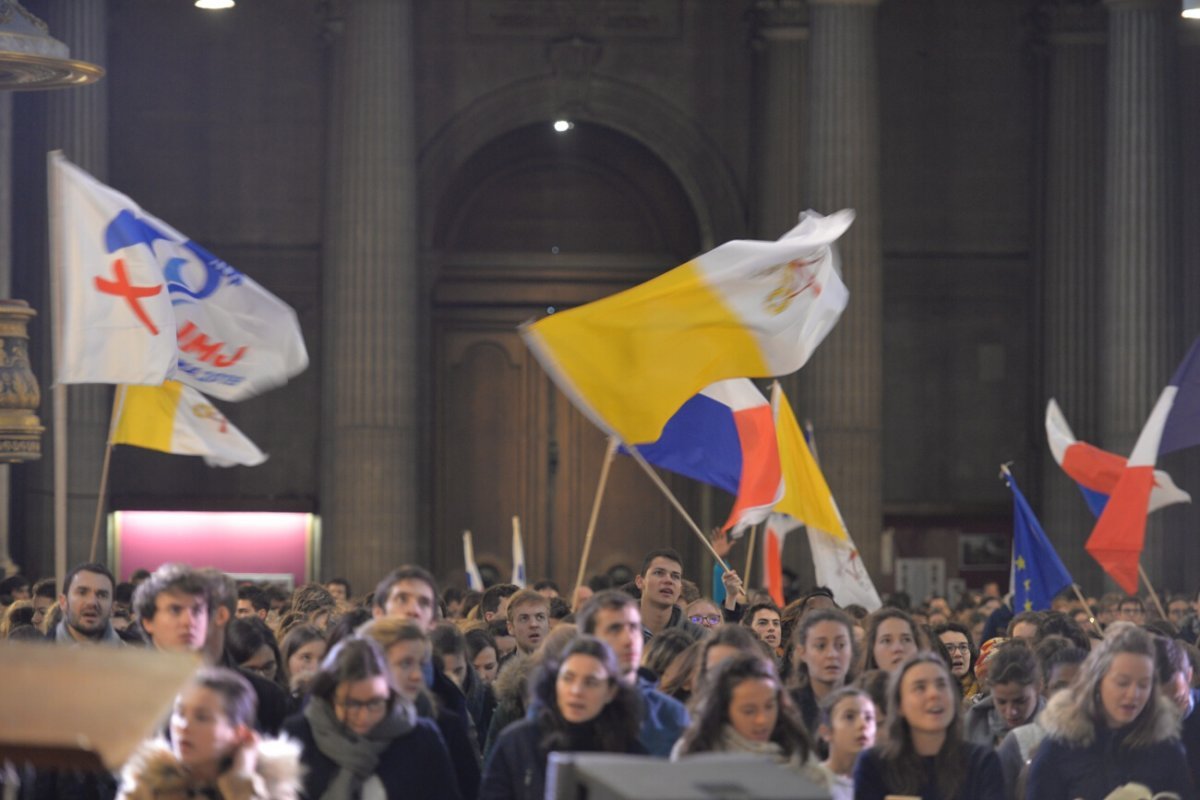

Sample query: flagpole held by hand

[743,523,758,590]
[1138,564,1168,621]
[574,437,619,602]
[625,441,731,572]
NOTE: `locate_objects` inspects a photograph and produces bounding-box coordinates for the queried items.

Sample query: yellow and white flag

[113,381,266,467]
[521,210,853,444]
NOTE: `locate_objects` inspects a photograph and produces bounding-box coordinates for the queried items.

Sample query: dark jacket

[1184,688,1200,792]
[416,691,481,800]
[479,717,646,800]
[640,604,703,644]
[852,741,1004,800]
[283,712,462,800]
[1025,689,1194,800]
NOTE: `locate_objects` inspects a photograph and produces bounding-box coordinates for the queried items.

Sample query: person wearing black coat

[1026,624,1193,800]
[481,636,645,800]
[284,637,461,800]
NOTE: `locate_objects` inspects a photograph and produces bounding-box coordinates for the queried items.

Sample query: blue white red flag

[1085,336,1200,594]
[1045,399,1190,516]
[51,152,308,400]
[628,378,783,532]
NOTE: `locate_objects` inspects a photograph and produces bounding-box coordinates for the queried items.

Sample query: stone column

[38,0,109,578]
[320,0,419,591]
[1100,0,1180,587]
[793,0,883,579]
[751,1,808,239]
[1038,5,1106,589]
[0,92,12,576]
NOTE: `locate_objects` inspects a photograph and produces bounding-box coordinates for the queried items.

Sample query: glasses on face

[689,614,721,625]
[943,643,971,653]
[337,697,388,714]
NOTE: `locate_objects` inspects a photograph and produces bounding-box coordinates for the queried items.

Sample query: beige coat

[116,737,303,800]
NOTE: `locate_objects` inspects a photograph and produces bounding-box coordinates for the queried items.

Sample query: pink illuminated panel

[114,511,314,585]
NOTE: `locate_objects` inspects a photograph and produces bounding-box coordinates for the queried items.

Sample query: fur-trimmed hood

[117,736,303,800]
[1038,687,1181,749]
[492,651,536,715]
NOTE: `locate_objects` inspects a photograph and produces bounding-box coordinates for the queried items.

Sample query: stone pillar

[1038,5,1106,589]
[37,0,109,578]
[751,1,808,239]
[793,0,883,580]
[1100,0,1180,588]
[0,92,12,576]
[320,0,419,591]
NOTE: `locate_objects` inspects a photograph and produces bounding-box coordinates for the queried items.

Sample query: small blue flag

[1005,469,1074,612]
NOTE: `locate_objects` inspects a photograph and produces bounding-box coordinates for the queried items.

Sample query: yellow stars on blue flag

[1003,466,1074,613]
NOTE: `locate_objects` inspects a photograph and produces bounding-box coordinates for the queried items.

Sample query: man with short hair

[532,579,560,599]
[134,564,287,734]
[743,601,782,654]
[505,588,549,654]
[236,585,269,620]
[1007,611,1041,644]
[372,565,439,631]
[634,548,701,642]
[1155,635,1200,788]
[480,583,519,623]
[54,563,122,645]
[1117,596,1146,624]
[325,577,351,603]
[578,590,689,757]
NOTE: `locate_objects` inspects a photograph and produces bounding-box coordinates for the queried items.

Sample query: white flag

[50,152,308,400]
[463,531,484,592]
[52,153,175,385]
[511,516,527,588]
[807,524,882,611]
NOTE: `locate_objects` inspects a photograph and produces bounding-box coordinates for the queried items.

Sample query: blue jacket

[283,712,462,800]
[1025,690,1194,800]
[636,675,689,757]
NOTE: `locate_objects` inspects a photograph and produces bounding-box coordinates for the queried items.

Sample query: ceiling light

[553,120,574,133]
[1185,0,1200,18]
[195,0,235,9]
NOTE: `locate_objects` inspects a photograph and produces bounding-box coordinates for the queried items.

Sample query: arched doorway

[429,121,716,590]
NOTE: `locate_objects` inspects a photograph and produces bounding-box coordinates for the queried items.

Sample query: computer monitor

[546,752,831,800]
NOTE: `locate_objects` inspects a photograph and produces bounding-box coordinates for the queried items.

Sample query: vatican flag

[520,210,853,445]
[113,381,267,467]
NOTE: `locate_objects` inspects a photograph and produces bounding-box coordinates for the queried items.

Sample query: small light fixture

[553,119,574,133]
[1185,0,1200,18]
[195,0,235,9]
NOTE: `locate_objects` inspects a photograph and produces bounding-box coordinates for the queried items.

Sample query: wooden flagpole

[1069,583,1102,633]
[743,523,758,591]
[574,437,618,602]
[625,442,731,572]
[89,385,128,562]
[1139,564,1168,621]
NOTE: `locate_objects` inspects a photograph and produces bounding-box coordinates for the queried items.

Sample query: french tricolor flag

[1083,337,1200,594]
[630,378,783,532]
[1045,399,1190,517]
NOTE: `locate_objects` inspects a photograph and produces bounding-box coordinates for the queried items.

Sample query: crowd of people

[2,550,1200,800]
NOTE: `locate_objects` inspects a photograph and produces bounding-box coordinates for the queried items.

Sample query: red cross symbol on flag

[94,258,164,335]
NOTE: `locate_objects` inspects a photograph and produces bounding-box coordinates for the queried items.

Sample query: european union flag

[1005,470,1074,612]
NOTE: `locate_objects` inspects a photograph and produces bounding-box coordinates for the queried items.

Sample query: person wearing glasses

[685,597,725,630]
[284,637,462,800]
[934,621,981,705]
